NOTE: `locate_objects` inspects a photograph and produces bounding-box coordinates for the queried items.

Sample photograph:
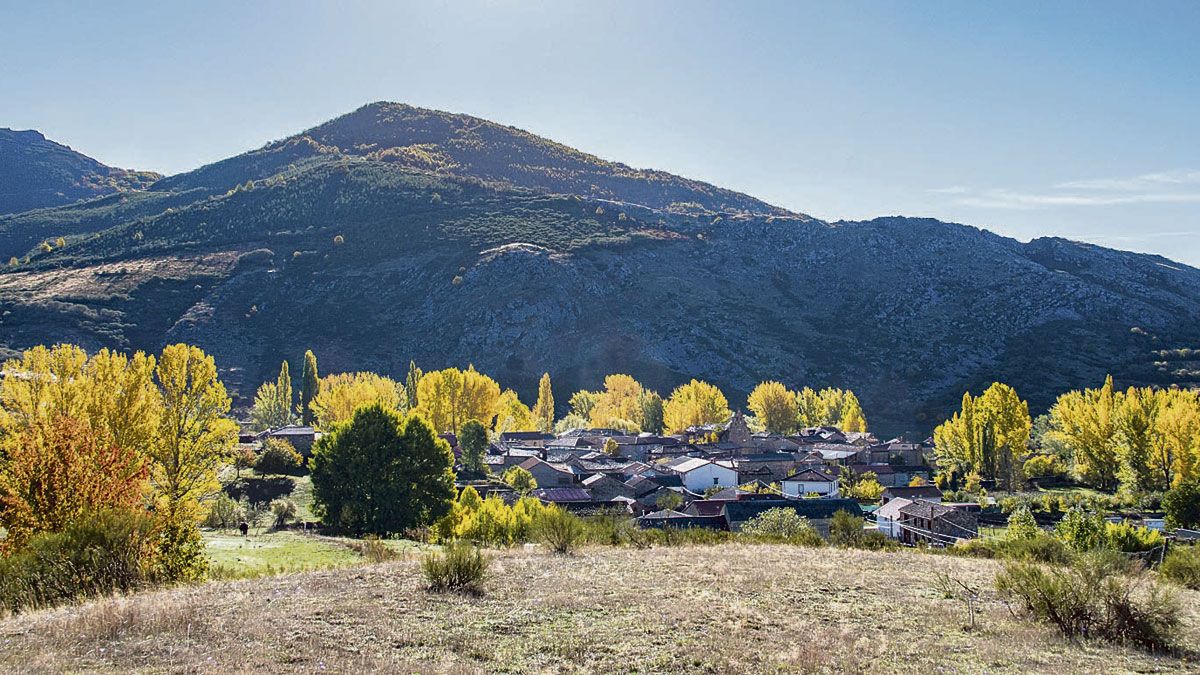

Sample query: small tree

[270,498,297,529]
[1163,481,1200,530]
[1006,505,1040,540]
[459,420,489,474]
[256,438,304,475]
[299,350,319,426]
[655,490,684,512]
[742,508,820,542]
[603,437,620,457]
[502,466,537,495]
[1055,507,1108,552]
[233,445,258,479]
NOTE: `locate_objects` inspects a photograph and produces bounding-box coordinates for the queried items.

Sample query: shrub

[951,532,1072,565]
[256,438,304,475]
[828,509,889,549]
[1104,521,1165,553]
[270,498,297,529]
[741,508,825,546]
[1055,507,1108,552]
[996,551,1181,651]
[1006,506,1040,540]
[355,536,399,564]
[1159,546,1200,590]
[0,510,154,614]
[203,493,244,529]
[421,542,490,594]
[533,507,586,554]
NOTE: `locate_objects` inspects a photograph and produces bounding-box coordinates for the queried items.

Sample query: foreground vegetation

[1,544,1196,674]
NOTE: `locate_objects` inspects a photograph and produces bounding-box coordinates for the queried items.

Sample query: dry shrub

[996,550,1181,652]
[533,508,585,555]
[421,542,490,594]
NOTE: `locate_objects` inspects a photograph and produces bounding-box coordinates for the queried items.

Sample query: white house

[781,468,840,498]
[874,497,913,539]
[661,456,738,493]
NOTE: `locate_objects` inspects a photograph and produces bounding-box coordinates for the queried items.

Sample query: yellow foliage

[663,379,730,434]
[310,371,402,430]
[415,366,501,434]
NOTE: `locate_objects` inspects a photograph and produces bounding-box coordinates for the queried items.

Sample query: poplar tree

[300,350,319,426]
[532,372,555,432]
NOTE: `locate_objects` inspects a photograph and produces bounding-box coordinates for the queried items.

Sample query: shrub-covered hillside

[1,104,1199,435]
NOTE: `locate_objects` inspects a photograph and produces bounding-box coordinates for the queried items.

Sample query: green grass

[204,530,360,579]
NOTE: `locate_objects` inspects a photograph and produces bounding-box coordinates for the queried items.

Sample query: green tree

[310,404,456,536]
[655,490,684,511]
[1006,506,1040,540]
[459,420,489,474]
[250,361,294,430]
[1163,481,1200,529]
[299,350,319,426]
[531,372,555,432]
[639,390,664,435]
[502,466,537,495]
[404,360,422,411]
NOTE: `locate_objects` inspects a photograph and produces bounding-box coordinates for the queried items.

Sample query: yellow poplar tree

[747,381,798,434]
[589,374,646,431]
[310,371,402,430]
[531,372,555,432]
[494,389,536,434]
[663,379,731,434]
[415,366,501,434]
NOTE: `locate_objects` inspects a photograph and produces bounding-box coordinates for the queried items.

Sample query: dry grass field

[1,544,1197,674]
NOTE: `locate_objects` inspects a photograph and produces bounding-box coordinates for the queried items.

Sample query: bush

[828,509,891,550]
[951,533,1072,565]
[1159,546,1200,590]
[996,551,1181,651]
[533,507,586,554]
[421,542,490,594]
[270,498,297,529]
[203,493,244,529]
[741,508,825,546]
[0,510,154,614]
[1104,521,1165,553]
[256,438,304,475]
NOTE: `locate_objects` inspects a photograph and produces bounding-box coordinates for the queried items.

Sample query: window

[713,477,719,485]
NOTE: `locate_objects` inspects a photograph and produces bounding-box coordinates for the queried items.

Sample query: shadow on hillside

[225,476,295,505]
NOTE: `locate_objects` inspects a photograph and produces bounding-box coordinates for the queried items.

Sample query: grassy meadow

[1,544,1197,674]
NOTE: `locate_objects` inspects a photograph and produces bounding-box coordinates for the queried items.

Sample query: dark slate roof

[897,499,960,520]
[500,431,555,442]
[531,487,593,503]
[723,498,862,523]
[268,425,316,436]
[882,486,943,500]
[735,453,798,463]
[782,468,839,483]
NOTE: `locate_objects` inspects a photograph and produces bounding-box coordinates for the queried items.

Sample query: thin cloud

[930,170,1200,210]
[1055,169,1200,191]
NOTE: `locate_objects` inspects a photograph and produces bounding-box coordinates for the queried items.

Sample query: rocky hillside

[0,129,160,215]
[1,104,1198,436]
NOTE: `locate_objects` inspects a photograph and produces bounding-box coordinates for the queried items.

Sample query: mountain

[1,102,1198,436]
[0,128,161,215]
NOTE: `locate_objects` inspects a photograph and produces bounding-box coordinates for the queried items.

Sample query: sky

[2,1,1198,264]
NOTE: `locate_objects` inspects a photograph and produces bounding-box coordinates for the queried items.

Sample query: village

[244,411,990,546]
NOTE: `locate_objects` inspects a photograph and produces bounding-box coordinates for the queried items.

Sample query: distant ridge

[0,104,1197,435]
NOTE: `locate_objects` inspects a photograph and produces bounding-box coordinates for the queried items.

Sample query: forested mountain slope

[1,103,1198,435]
[0,128,159,215]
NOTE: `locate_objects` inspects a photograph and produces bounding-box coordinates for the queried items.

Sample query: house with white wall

[661,456,738,493]
[780,468,840,497]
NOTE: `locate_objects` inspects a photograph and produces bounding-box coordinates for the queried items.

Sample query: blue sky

[3,1,1198,264]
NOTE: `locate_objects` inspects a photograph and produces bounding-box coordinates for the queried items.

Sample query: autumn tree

[310,403,456,535]
[589,374,647,431]
[794,387,868,432]
[933,382,1031,490]
[494,389,535,434]
[310,371,402,430]
[250,360,294,430]
[747,381,798,434]
[663,379,731,434]
[1046,376,1120,490]
[415,365,501,434]
[459,419,489,474]
[0,417,148,551]
[568,390,598,420]
[150,344,238,580]
[299,350,319,426]
[503,466,537,495]
[531,372,555,432]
